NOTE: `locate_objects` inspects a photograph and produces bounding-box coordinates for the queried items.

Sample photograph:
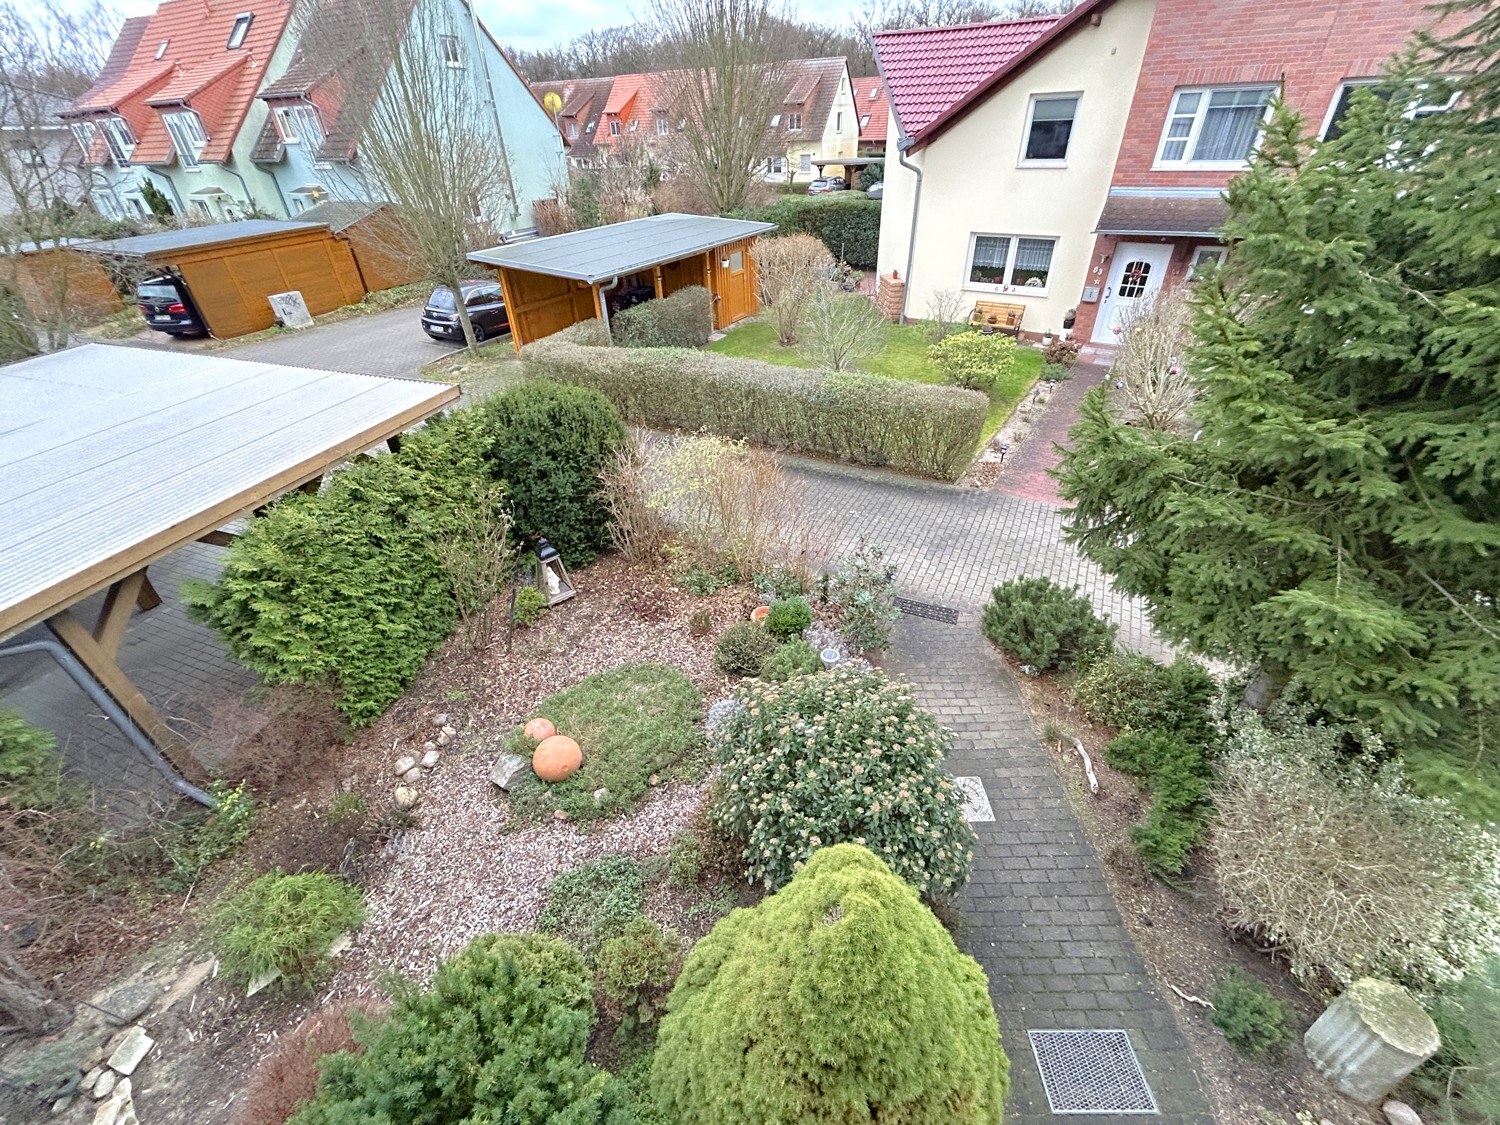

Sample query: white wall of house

[774,64,860,184]
[877,0,1155,335]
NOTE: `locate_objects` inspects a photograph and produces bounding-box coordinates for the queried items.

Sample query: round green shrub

[1076,653,1217,743]
[651,844,1009,1124]
[980,576,1117,672]
[928,330,1018,391]
[216,871,366,990]
[595,916,682,1031]
[479,379,626,565]
[711,666,974,894]
[764,597,813,640]
[289,934,626,1124]
[714,622,778,676]
[1210,967,1294,1061]
[759,639,822,682]
[513,585,549,627]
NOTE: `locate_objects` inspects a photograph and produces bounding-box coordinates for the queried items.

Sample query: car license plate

[152,315,171,322]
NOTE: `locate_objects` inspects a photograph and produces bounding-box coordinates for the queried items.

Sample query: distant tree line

[510,0,1079,80]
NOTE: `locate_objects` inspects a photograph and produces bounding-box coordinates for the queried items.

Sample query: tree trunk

[0,948,72,1035]
[1243,663,1290,712]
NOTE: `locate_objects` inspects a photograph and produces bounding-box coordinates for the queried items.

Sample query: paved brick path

[886,615,1213,1124]
[220,306,449,379]
[994,362,1111,505]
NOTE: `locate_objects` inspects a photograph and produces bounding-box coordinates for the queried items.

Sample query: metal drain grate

[954,776,995,822]
[1028,1030,1158,1115]
[894,597,960,624]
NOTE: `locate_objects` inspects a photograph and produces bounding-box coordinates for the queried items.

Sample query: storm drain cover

[954,776,994,822]
[894,596,960,624]
[1028,1030,1158,1115]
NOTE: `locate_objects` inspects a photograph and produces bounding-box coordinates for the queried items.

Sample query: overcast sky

[99,1,873,53]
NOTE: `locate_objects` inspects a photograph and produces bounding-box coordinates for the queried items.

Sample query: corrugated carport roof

[468,213,775,284]
[77,220,326,259]
[0,344,458,638]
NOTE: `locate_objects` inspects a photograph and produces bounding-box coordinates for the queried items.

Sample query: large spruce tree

[1057,1,1500,817]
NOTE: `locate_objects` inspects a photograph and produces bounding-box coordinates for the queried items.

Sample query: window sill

[1017,159,1068,169]
[1150,160,1250,172]
[963,283,1051,298]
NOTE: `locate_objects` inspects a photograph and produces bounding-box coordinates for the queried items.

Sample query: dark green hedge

[521,336,986,481]
[732,194,882,268]
[612,286,713,349]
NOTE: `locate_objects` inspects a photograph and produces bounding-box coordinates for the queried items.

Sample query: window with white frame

[770,113,781,126]
[859,114,870,128]
[629,118,638,132]
[656,115,669,135]
[799,151,811,173]
[1187,245,1226,276]
[272,104,323,146]
[768,156,785,175]
[69,120,97,156]
[1321,78,1459,141]
[1155,85,1276,168]
[609,119,621,136]
[568,121,579,138]
[162,109,205,168]
[1021,94,1078,164]
[101,115,136,163]
[966,233,1056,292]
[788,112,802,131]
[10,140,44,167]
[440,34,461,67]
[226,13,253,49]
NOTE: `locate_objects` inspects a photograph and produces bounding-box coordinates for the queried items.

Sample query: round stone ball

[533,735,582,782]
[524,717,557,741]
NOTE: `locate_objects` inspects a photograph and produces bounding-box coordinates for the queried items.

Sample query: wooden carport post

[44,567,206,785]
[652,266,664,299]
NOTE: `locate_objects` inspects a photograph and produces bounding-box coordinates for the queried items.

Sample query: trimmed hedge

[612,286,712,349]
[733,194,882,267]
[522,336,987,481]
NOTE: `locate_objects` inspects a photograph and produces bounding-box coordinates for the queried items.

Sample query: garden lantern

[532,538,576,606]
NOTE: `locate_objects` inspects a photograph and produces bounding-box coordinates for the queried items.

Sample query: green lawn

[708,320,1041,441]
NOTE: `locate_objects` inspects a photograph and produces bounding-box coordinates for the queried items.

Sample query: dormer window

[656,115,668,136]
[609,119,621,136]
[100,116,136,163]
[227,13,253,50]
[69,120,98,157]
[162,109,206,168]
[155,39,169,60]
[628,118,638,132]
[787,112,801,131]
[568,122,579,138]
[273,104,323,147]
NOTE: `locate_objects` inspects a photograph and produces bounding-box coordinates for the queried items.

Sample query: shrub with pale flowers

[709,666,975,894]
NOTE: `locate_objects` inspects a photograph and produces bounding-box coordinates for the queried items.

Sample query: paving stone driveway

[220,305,454,379]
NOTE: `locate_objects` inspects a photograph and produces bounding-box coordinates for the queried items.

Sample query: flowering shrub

[828,543,902,653]
[710,666,974,894]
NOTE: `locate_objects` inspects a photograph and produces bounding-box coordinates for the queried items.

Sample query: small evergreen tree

[651,844,1008,1124]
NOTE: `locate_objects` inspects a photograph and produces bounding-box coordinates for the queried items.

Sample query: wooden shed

[3,239,123,326]
[294,200,424,294]
[468,214,775,350]
[78,220,365,339]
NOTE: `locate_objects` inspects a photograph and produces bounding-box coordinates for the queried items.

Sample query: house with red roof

[851,76,890,157]
[61,1,301,221]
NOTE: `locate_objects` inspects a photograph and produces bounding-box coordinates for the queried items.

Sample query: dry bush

[924,288,966,343]
[200,685,349,800]
[651,435,832,588]
[533,197,575,237]
[1112,286,1196,431]
[235,999,386,1125]
[756,233,833,346]
[429,485,520,651]
[599,437,672,561]
[1210,706,1500,992]
[800,285,887,372]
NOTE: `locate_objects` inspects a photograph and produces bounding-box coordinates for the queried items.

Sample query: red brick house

[1077,0,1451,344]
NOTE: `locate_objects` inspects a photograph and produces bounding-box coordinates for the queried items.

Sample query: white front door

[1092,242,1174,343]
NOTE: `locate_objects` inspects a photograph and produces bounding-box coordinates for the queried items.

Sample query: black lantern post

[532,538,576,606]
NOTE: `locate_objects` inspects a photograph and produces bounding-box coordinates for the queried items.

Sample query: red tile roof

[146,55,248,105]
[851,76,889,145]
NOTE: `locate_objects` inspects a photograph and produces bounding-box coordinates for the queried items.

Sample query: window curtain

[1194,88,1272,161]
[970,236,1010,282]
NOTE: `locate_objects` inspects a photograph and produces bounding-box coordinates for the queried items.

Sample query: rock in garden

[105,1027,153,1076]
[489,753,527,791]
[441,725,456,739]
[593,787,608,805]
[402,767,423,783]
[393,755,417,776]
[392,786,419,810]
[648,774,659,787]
[433,713,449,728]
[435,731,452,748]
[80,1067,102,1093]
[552,809,570,821]
[51,1094,71,1115]
[90,1078,130,1125]
[1383,1102,1423,1125]
[102,983,157,1026]
[420,750,440,769]
[423,740,437,753]
[92,1071,116,1099]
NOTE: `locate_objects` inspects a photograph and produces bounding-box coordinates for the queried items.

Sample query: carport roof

[77,220,325,259]
[0,344,458,639]
[468,213,775,284]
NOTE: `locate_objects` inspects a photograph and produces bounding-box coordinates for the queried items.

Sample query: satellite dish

[543,91,563,115]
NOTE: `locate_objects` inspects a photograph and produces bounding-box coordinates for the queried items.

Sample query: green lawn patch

[505,663,704,823]
[709,321,1039,441]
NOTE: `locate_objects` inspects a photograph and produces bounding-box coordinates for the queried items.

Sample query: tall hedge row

[612,286,713,349]
[522,335,987,481]
[732,194,882,267]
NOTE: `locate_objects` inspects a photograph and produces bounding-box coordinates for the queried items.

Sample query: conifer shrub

[1076,652,1217,743]
[289,934,627,1124]
[980,576,1116,672]
[1210,968,1294,1062]
[537,854,646,958]
[711,666,974,894]
[235,1000,386,1125]
[612,286,713,349]
[651,844,1008,1124]
[480,379,626,565]
[763,597,812,640]
[1105,729,1213,876]
[759,639,822,682]
[595,916,683,1035]
[714,622,778,676]
[215,871,366,991]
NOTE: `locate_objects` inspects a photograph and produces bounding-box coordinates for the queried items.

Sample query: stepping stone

[106,1027,153,1076]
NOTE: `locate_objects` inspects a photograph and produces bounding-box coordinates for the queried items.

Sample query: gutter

[895,136,923,323]
[597,275,620,345]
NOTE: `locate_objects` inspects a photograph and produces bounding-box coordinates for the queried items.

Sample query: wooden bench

[969,300,1025,337]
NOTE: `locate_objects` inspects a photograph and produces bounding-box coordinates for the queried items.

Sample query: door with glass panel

[1092,243,1172,343]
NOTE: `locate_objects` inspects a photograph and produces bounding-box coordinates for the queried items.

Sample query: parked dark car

[421,281,509,343]
[807,176,848,195]
[865,180,884,199]
[136,273,206,337]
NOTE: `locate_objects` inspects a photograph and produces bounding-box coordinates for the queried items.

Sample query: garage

[294,200,425,294]
[79,220,366,339]
[467,213,775,350]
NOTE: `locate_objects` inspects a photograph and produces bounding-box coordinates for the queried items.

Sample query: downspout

[0,639,215,808]
[221,162,258,216]
[895,135,924,324]
[597,275,620,345]
[465,0,519,222]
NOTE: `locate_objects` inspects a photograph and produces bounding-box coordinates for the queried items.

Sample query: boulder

[105,1026,153,1077]
[393,785,420,810]
[92,1070,116,1099]
[420,750,441,769]
[101,982,157,1026]
[402,766,423,783]
[1383,1101,1423,1125]
[393,755,417,777]
[489,753,528,791]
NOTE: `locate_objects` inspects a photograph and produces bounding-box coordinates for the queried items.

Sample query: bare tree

[1112,286,1196,431]
[801,285,887,371]
[652,0,788,215]
[0,1,116,353]
[756,232,832,346]
[326,0,519,350]
[924,287,965,342]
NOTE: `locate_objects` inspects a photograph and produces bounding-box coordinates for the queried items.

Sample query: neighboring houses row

[55,0,566,232]
[531,59,886,184]
[874,0,1449,340]
[0,83,89,218]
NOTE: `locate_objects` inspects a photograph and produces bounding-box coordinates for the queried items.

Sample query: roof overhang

[1094,191,1229,239]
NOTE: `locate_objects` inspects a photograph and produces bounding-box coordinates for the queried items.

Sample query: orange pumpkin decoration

[524,717,557,741]
[533,735,582,782]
